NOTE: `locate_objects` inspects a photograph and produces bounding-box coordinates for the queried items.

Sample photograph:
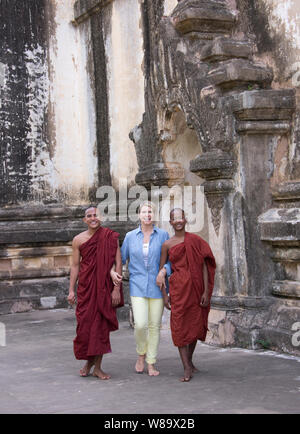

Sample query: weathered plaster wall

[0,0,98,207]
[104,0,144,190]
[0,0,48,205]
[164,0,177,16]
[0,0,97,315]
[45,0,98,204]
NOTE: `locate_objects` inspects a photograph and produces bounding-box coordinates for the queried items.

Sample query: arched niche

[158,106,209,241]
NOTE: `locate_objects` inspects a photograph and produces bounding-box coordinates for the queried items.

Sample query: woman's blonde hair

[138,200,156,214]
[138,201,157,223]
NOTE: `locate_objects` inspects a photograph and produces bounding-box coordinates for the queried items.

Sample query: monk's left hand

[111,287,121,307]
[200,292,209,307]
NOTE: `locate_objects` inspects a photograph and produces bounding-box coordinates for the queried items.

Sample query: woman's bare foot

[147,364,160,376]
[135,354,146,374]
[79,360,95,377]
[92,368,111,380]
[180,367,193,382]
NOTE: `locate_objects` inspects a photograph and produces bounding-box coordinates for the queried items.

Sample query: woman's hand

[156,268,166,290]
[110,269,122,287]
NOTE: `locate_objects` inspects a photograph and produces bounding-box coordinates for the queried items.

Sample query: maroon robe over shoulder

[168,232,216,347]
[73,226,124,360]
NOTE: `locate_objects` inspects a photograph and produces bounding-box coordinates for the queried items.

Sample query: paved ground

[0,308,299,414]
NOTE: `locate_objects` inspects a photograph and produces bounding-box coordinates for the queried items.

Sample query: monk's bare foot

[79,360,94,377]
[180,367,193,382]
[92,368,111,380]
[191,362,199,373]
[135,354,146,374]
[147,364,160,376]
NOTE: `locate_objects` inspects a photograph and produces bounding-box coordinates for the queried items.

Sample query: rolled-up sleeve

[161,231,172,277]
[121,234,129,265]
[164,261,172,277]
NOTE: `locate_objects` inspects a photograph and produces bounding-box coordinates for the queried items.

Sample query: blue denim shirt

[121,225,171,299]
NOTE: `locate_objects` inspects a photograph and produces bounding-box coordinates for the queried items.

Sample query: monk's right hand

[111,287,121,307]
[67,290,76,305]
[156,270,166,291]
[163,294,171,310]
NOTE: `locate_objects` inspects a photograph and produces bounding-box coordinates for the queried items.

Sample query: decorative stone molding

[200,37,253,63]
[209,59,273,91]
[190,152,236,234]
[211,295,273,310]
[272,181,300,206]
[73,0,114,25]
[135,163,185,189]
[259,207,300,244]
[272,281,300,300]
[171,0,236,39]
[233,89,295,122]
[0,205,86,245]
[190,150,236,180]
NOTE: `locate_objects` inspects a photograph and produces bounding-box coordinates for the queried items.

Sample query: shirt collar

[136,225,158,235]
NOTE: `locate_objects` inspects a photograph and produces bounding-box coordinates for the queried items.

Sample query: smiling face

[139,205,154,226]
[83,207,101,230]
[170,208,186,232]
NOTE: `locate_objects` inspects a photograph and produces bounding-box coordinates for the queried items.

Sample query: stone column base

[207,298,300,356]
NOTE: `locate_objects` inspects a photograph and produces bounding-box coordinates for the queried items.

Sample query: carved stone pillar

[259,181,300,300]
[233,89,295,296]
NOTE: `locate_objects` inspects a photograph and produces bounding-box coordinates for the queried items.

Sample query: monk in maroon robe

[68,207,123,379]
[157,208,216,382]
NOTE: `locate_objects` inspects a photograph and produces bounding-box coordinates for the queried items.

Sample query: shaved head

[85,206,97,216]
[170,208,185,220]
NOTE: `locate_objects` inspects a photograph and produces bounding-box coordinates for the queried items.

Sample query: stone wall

[128,0,300,355]
[0,0,95,314]
[0,0,299,354]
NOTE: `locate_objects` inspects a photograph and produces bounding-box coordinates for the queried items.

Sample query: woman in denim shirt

[117,202,170,376]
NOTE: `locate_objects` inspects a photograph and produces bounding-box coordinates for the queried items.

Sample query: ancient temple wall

[0,0,95,314]
[256,0,300,84]
[0,0,98,206]
[127,0,299,354]
[164,0,178,16]
[160,109,227,296]
[1,0,299,354]
[0,0,49,205]
[235,0,300,180]
[104,0,144,190]
[45,0,98,204]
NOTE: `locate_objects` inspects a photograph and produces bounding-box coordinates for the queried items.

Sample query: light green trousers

[131,296,164,364]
